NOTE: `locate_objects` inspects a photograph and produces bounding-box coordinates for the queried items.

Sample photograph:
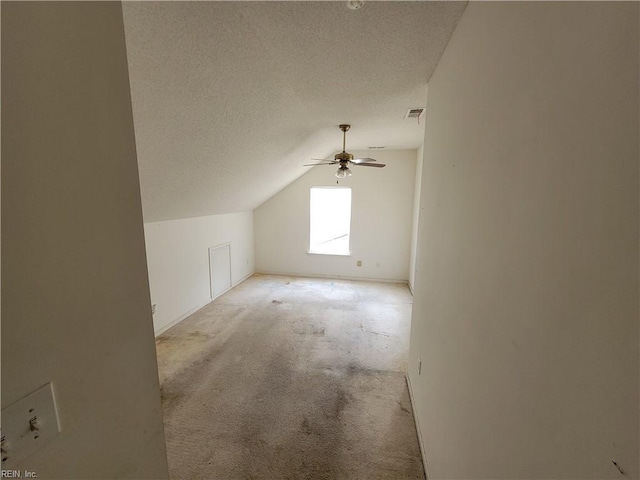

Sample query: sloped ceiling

[123,1,467,222]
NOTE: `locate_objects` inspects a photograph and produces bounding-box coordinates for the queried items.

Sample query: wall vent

[368,146,386,150]
[405,107,425,120]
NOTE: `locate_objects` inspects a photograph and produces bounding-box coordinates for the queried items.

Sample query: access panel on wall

[209,244,232,300]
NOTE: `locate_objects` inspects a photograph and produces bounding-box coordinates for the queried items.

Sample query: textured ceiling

[123,1,467,222]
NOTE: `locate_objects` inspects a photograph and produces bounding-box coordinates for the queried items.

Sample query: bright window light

[309,187,351,255]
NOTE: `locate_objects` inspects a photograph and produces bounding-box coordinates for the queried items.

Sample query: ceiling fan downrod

[339,124,350,152]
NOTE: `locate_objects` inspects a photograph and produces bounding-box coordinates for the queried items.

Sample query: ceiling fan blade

[351,157,377,164]
[303,162,336,166]
[353,162,385,168]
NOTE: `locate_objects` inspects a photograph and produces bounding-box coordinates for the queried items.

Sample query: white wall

[408,144,424,293]
[144,212,254,334]
[2,2,168,478]
[255,149,417,282]
[409,3,639,479]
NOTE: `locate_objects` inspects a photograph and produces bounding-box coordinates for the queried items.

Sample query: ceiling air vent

[405,108,425,120]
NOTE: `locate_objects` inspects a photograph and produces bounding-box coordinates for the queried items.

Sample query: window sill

[307,251,351,257]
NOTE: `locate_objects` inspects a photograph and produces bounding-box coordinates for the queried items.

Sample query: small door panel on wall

[209,244,231,300]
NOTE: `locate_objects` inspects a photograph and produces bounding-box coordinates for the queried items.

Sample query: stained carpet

[156,274,424,479]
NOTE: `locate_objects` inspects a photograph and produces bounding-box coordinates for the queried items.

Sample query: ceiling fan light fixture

[335,166,352,178]
[346,0,365,10]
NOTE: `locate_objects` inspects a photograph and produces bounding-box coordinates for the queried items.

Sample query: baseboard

[408,281,415,296]
[406,373,430,480]
[256,270,409,286]
[154,299,212,337]
[234,271,254,286]
[154,271,255,337]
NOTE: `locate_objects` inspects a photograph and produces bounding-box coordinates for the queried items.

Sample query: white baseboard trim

[154,271,255,337]
[234,271,254,287]
[256,270,409,286]
[154,299,211,337]
[406,373,430,480]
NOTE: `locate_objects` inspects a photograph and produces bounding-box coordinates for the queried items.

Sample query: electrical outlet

[418,358,422,375]
[356,260,362,267]
[1,383,60,468]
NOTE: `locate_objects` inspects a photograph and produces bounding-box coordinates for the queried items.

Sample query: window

[309,187,351,255]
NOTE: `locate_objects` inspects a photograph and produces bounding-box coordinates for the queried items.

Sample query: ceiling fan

[304,124,385,178]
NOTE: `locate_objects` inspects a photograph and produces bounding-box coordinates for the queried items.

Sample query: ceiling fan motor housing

[335,151,354,162]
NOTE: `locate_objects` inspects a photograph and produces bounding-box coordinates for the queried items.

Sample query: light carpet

[156,274,424,479]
